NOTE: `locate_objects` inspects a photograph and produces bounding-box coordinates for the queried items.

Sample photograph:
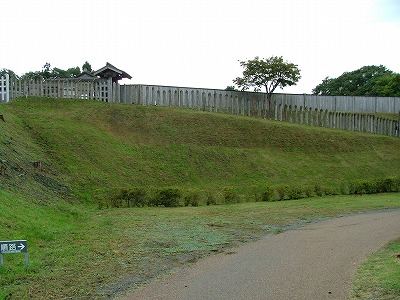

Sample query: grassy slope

[3,97,400,201]
[1,97,400,299]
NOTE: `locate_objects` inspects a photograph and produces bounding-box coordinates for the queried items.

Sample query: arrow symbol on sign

[18,243,25,251]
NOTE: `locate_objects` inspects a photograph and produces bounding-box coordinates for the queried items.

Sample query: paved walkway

[119,210,400,300]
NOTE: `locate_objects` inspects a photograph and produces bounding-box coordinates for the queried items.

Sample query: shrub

[109,188,147,207]
[97,198,107,210]
[393,177,400,192]
[184,197,190,206]
[146,195,158,207]
[348,177,400,195]
[110,189,127,208]
[287,186,303,200]
[314,184,324,197]
[276,185,288,201]
[128,188,147,207]
[303,185,314,198]
[221,187,239,204]
[190,195,199,207]
[110,197,123,208]
[362,180,378,194]
[261,187,274,202]
[251,185,262,202]
[340,183,350,195]
[375,178,390,193]
[376,177,399,193]
[156,188,181,207]
[350,180,375,195]
[206,193,217,206]
[184,192,200,207]
[348,181,359,195]
[323,186,339,196]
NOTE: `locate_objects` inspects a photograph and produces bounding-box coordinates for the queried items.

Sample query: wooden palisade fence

[1,76,399,137]
[0,74,10,103]
[5,77,118,103]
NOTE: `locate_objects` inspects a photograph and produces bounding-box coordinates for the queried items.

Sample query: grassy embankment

[0,97,399,299]
[3,97,400,203]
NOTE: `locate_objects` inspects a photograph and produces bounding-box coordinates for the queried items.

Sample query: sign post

[0,240,28,267]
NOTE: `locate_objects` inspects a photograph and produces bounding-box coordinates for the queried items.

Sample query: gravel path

[118,210,400,300]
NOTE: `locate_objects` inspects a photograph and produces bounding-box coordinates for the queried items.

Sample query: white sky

[2,0,400,94]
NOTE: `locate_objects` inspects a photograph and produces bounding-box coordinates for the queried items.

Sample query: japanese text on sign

[0,240,27,254]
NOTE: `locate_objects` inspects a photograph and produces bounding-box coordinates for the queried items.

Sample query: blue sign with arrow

[0,240,27,253]
[0,240,29,267]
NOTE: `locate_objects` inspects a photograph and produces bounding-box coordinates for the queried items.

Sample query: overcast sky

[2,0,400,94]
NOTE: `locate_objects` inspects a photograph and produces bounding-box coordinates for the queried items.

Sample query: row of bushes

[105,177,400,208]
[107,188,218,208]
[257,177,400,202]
[349,178,400,195]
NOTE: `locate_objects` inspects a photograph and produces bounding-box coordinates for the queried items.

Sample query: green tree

[312,65,394,96]
[41,62,52,79]
[233,56,301,97]
[82,61,92,73]
[21,63,82,80]
[65,67,80,78]
[51,67,67,78]
[0,68,19,79]
[52,67,80,78]
[225,85,236,91]
[21,71,43,81]
[371,74,400,97]
[21,63,52,80]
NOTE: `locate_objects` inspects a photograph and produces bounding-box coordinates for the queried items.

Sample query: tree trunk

[264,93,272,119]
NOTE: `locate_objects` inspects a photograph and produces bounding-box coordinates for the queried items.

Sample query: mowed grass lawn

[350,237,400,300]
[1,191,399,299]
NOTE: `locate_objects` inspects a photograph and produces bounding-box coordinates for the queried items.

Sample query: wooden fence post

[0,74,10,103]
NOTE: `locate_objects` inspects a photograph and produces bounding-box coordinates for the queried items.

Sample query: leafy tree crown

[233,56,301,96]
[312,65,397,96]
